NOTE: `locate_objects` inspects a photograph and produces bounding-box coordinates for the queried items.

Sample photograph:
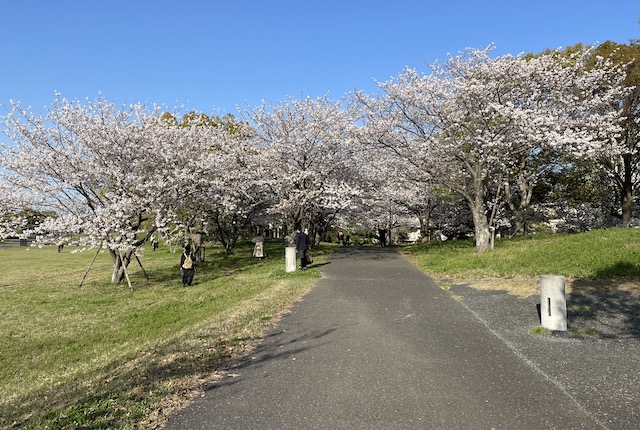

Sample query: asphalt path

[165,246,610,429]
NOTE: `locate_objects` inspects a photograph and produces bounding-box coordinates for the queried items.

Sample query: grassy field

[402,228,640,297]
[3,228,640,429]
[0,240,330,429]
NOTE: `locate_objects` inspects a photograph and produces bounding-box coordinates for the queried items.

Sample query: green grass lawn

[3,228,639,428]
[401,228,640,297]
[403,228,640,279]
[0,240,330,429]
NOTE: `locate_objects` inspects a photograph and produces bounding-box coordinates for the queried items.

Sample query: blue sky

[1,1,638,118]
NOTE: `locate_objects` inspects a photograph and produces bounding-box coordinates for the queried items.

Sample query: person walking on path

[180,244,196,286]
[294,225,309,270]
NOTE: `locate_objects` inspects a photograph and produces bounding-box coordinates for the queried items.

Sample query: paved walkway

[165,247,636,429]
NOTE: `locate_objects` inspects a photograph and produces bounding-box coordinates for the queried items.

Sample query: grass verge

[401,228,640,297]
[0,240,332,429]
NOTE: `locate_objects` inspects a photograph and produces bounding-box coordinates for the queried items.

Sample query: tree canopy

[1,42,637,282]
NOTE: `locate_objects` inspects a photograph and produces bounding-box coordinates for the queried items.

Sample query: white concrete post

[285,246,297,272]
[540,274,567,331]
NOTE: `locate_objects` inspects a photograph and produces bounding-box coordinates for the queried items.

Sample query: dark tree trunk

[621,153,634,227]
[191,233,203,262]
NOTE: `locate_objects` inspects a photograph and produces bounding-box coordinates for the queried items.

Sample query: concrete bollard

[540,274,567,331]
[285,246,297,273]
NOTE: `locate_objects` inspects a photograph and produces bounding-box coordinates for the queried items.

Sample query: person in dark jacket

[294,225,310,270]
[180,244,196,286]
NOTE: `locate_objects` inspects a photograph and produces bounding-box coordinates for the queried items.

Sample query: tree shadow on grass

[124,240,335,287]
[4,242,339,428]
[567,263,640,339]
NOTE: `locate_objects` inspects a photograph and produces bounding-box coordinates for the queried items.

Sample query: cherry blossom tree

[194,127,271,255]
[356,46,626,252]
[155,112,267,256]
[384,169,443,241]
[1,44,628,274]
[246,95,366,243]
[498,46,628,234]
[584,41,640,226]
[356,49,504,252]
[0,95,222,284]
[347,144,438,244]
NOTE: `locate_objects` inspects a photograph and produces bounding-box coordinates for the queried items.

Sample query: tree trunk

[621,153,634,227]
[621,187,633,227]
[464,162,491,253]
[191,232,203,262]
[418,215,429,243]
[109,248,134,283]
[513,210,526,237]
[469,197,491,253]
[378,227,387,246]
[506,167,535,236]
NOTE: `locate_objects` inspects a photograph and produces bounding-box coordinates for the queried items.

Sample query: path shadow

[568,267,640,339]
[205,325,340,392]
